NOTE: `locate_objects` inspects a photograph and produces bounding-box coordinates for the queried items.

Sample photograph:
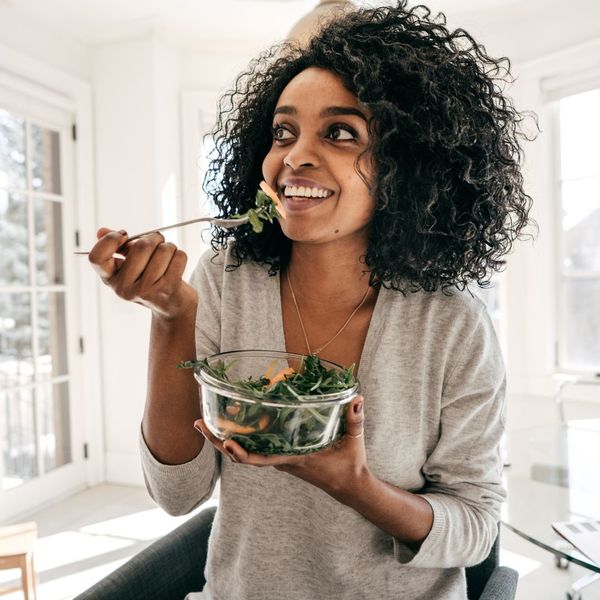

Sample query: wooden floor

[0,483,598,600]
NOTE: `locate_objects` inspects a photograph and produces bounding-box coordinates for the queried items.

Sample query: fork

[74,215,249,255]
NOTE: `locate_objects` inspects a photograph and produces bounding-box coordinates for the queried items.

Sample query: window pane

[562,176,600,271]
[0,292,33,389]
[31,124,61,194]
[560,90,600,181]
[37,292,68,378]
[0,191,29,285]
[35,198,64,285]
[0,109,27,190]
[563,278,600,371]
[0,387,38,490]
[40,381,71,472]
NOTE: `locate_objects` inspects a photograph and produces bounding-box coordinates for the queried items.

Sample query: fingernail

[224,444,238,462]
[193,422,203,433]
[353,401,363,414]
[118,229,127,236]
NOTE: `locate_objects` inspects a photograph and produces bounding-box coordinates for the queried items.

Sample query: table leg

[19,552,37,600]
[554,380,569,424]
[27,552,38,600]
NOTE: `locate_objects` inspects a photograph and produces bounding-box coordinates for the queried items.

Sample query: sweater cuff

[392,494,445,565]
[139,425,215,479]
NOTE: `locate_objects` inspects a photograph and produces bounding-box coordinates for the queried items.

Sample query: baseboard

[105,451,145,486]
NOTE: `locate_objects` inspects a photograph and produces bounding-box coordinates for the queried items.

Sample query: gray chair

[75,506,517,600]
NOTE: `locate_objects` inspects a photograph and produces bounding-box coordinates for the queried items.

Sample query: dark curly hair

[204,0,537,292]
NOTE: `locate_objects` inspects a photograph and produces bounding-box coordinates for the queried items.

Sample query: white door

[0,86,86,520]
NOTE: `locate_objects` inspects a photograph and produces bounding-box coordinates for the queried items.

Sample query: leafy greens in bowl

[179,350,359,455]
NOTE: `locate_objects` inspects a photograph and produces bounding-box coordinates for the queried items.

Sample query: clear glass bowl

[194,350,360,455]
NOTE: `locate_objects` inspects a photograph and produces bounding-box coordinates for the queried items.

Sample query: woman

[89,3,533,599]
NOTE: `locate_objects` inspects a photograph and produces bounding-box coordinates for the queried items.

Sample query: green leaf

[247,209,263,233]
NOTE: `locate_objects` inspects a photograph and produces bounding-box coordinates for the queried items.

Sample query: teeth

[284,185,330,199]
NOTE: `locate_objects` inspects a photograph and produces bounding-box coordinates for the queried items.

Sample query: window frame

[0,44,102,521]
[551,87,600,376]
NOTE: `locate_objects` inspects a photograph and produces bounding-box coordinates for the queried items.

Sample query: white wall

[91,33,185,485]
[0,4,90,81]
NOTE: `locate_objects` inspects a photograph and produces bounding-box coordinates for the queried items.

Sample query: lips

[282,195,327,213]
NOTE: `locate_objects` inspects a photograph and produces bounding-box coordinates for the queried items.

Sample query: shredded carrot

[216,415,270,435]
[267,367,295,386]
[260,180,287,219]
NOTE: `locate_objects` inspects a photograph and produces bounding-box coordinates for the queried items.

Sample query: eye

[327,124,357,141]
[272,124,294,142]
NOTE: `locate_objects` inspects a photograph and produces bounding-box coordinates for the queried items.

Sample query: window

[556,88,600,373]
[0,107,72,490]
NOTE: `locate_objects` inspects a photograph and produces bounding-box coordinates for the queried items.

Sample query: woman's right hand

[88,227,197,321]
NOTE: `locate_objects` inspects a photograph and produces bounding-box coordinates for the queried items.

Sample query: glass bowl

[194,350,360,455]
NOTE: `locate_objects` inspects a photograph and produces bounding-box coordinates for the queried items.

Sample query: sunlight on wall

[161,172,178,244]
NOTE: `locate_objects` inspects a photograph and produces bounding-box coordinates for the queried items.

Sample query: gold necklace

[286,268,372,356]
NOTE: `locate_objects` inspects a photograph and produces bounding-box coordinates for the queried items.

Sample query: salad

[178,354,358,455]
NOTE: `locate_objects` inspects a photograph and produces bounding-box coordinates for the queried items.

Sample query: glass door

[0,90,85,520]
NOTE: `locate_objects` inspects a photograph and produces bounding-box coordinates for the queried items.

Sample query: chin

[279,223,318,242]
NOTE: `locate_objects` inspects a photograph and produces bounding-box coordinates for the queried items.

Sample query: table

[502,419,600,599]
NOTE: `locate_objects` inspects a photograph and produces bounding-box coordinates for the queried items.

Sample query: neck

[287,239,374,304]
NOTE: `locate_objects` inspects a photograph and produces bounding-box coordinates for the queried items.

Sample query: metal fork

[74,215,249,255]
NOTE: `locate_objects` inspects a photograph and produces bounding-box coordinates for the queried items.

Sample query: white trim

[551,89,600,376]
[550,100,565,373]
[0,44,105,499]
[541,66,600,102]
[522,36,600,69]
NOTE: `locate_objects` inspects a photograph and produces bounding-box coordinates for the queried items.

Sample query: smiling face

[262,67,376,245]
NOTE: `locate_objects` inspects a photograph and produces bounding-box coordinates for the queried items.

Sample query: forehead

[275,67,360,110]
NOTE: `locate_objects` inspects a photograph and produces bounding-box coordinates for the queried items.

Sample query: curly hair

[203,0,536,292]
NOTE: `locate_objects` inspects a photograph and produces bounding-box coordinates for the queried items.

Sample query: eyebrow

[273,105,368,121]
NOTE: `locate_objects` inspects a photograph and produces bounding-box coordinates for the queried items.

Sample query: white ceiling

[3,0,600,64]
[4,0,521,47]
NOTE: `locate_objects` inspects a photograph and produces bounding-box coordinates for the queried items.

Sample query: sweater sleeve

[393,305,507,568]
[139,250,223,516]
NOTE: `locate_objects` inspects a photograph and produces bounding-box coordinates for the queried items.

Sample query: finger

[97,227,119,240]
[113,232,165,288]
[160,248,188,286]
[193,419,233,461]
[138,242,178,286]
[88,229,129,280]
[223,439,303,467]
[344,396,365,440]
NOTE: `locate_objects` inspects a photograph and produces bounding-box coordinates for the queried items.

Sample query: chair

[74,506,518,600]
[0,521,39,600]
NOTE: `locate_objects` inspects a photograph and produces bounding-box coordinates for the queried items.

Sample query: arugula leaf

[231,189,283,233]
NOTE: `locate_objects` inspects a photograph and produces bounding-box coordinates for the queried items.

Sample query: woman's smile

[279,176,335,213]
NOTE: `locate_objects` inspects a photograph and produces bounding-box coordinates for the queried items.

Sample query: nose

[282,134,320,170]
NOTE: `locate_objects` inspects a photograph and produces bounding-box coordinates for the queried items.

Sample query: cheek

[261,149,278,183]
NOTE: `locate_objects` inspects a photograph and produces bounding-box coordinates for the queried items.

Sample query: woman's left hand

[193,395,369,501]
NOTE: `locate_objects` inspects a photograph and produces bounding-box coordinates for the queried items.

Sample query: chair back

[465,527,500,600]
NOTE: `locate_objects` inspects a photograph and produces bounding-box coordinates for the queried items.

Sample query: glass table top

[501,419,600,573]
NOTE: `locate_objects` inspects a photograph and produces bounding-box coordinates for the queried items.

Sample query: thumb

[344,395,364,439]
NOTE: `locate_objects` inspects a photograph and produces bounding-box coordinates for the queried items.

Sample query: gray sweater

[140,247,506,600]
